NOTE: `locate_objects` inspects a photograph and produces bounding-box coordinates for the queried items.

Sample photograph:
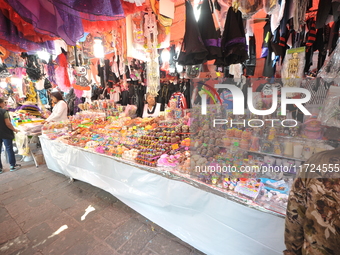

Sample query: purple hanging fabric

[6,0,84,45]
[0,11,55,52]
[47,61,57,85]
[48,0,125,21]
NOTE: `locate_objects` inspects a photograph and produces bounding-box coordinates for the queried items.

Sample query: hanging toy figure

[132,12,144,44]
[26,82,37,103]
[144,9,160,97]
[73,66,91,91]
[287,52,300,87]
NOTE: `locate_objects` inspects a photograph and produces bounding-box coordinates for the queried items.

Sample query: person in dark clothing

[0,98,20,173]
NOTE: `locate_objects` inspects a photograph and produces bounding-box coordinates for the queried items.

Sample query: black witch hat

[197,0,222,62]
[221,7,248,66]
[177,0,208,66]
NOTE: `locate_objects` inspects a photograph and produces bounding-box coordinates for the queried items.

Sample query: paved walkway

[0,159,205,255]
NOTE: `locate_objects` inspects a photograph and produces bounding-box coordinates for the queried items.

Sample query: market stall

[40,136,285,255]
[38,89,338,253]
[1,0,340,254]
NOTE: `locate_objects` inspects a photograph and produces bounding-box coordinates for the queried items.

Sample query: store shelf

[216,145,305,162]
[246,150,305,162]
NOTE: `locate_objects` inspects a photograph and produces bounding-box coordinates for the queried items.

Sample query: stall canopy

[0,0,321,53]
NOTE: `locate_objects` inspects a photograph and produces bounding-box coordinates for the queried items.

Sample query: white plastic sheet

[40,137,285,255]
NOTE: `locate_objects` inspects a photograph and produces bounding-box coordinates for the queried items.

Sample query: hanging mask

[73,66,91,91]
[186,65,201,79]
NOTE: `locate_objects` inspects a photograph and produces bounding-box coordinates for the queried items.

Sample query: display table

[40,136,286,255]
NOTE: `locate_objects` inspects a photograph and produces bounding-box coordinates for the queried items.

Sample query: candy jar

[240,139,250,150]
[302,116,323,139]
[273,139,283,155]
[249,136,260,152]
[267,127,276,140]
[223,137,231,147]
[261,140,274,154]
[226,128,235,137]
[235,129,243,138]
[292,138,304,159]
[283,137,294,157]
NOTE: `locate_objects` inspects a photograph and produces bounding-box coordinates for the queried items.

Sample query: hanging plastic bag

[318,38,340,84]
[263,0,278,14]
[239,0,263,19]
[318,86,340,128]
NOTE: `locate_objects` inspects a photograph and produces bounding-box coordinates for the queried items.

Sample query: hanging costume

[316,0,332,29]
[197,0,222,62]
[262,18,276,77]
[239,0,263,18]
[55,52,72,92]
[177,0,208,66]
[221,7,248,66]
[245,19,256,76]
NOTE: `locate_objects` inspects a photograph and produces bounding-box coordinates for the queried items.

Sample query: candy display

[39,97,338,217]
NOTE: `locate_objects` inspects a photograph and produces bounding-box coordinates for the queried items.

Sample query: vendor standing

[45,91,68,122]
[142,93,161,118]
[0,98,20,173]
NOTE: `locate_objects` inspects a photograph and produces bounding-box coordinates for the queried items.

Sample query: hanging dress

[197,0,222,61]
[221,7,248,66]
[177,0,208,65]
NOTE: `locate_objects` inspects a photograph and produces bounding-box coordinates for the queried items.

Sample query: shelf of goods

[39,115,333,255]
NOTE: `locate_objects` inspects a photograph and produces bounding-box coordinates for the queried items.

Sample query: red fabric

[0,0,57,42]
[55,53,72,91]
[82,19,120,33]
[81,0,146,34]
[0,38,26,52]
[121,1,146,16]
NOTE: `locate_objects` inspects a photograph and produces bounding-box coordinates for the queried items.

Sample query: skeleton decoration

[73,66,91,91]
[144,10,160,97]
[111,28,126,78]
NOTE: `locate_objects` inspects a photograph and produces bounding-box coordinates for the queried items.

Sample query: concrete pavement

[0,159,206,255]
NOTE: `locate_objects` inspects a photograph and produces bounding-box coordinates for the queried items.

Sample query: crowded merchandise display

[1,0,340,254]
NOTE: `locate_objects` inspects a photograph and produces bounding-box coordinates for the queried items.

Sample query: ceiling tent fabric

[2,0,127,46]
[0,0,57,43]
[5,0,84,45]
[0,10,55,52]
[47,0,125,21]
[0,38,25,53]
[81,0,146,33]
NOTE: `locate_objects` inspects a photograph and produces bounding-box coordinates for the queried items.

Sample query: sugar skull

[73,66,91,91]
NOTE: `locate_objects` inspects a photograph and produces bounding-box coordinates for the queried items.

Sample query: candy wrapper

[318,86,340,128]
[123,105,137,118]
[239,0,263,18]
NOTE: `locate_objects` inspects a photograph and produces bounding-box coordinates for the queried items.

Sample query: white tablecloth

[40,136,286,255]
